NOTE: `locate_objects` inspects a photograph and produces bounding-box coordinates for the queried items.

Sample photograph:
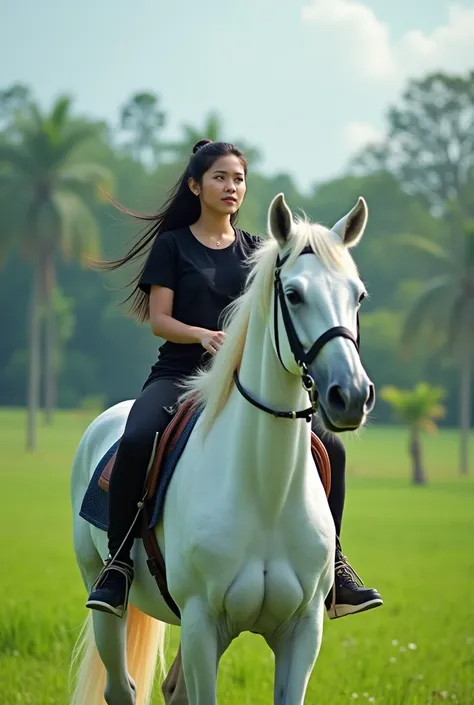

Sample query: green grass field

[1,408,473,704]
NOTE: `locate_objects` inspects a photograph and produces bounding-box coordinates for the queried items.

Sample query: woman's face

[191,154,247,216]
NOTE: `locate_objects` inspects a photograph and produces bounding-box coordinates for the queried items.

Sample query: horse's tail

[126,604,167,704]
[69,614,105,705]
[70,605,167,705]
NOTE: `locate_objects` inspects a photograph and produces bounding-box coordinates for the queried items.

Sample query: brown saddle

[98,398,332,619]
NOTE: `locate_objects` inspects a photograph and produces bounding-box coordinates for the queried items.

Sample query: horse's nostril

[365,384,376,411]
[327,385,347,411]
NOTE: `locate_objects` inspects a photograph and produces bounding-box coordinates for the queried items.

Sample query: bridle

[233,246,360,422]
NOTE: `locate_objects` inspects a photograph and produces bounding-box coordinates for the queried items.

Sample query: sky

[2,0,474,192]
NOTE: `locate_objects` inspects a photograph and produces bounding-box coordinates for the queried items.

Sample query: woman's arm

[149,285,225,354]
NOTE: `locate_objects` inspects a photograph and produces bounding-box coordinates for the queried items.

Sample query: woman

[86,140,382,620]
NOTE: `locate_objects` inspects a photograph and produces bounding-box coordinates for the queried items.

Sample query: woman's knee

[120,407,160,461]
[121,386,174,454]
[119,424,153,464]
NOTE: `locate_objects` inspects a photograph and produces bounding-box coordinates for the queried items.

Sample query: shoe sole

[85,598,125,619]
[327,598,383,620]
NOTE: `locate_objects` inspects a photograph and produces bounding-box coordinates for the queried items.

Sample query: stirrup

[93,556,134,588]
[86,557,134,618]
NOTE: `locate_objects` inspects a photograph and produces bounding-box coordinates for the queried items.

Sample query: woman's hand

[199,330,226,355]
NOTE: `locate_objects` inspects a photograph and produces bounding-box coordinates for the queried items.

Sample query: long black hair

[95,139,248,322]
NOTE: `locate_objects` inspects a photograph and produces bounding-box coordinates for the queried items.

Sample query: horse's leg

[74,517,135,705]
[179,598,227,705]
[91,610,136,705]
[162,644,189,705]
[268,600,324,705]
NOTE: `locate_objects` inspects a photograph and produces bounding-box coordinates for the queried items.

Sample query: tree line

[0,72,473,476]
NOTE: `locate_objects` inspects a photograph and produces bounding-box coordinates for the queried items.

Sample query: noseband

[233,246,360,422]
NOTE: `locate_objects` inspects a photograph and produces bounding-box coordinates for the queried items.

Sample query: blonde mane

[179,217,358,435]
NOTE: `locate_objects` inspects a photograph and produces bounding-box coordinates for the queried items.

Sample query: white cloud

[302,1,474,84]
[398,5,474,76]
[341,121,384,152]
[301,0,396,80]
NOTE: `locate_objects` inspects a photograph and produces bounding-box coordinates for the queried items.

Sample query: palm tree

[120,92,166,166]
[170,112,223,162]
[380,383,446,485]
[161,111,261,166]
[398,224,474,476]
[0,95,112,449]
[0,83,32,132]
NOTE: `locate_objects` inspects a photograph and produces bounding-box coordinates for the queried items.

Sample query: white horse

[70,192,374,705]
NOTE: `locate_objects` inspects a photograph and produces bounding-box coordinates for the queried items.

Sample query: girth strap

[139,399,198,622]
[141,508,181,619]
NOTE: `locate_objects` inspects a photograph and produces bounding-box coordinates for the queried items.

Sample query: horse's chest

[224,559,304,632]
[178,518,332,633]
[165,464,334,631]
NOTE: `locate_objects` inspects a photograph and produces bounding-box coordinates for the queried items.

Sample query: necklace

[193,230,234,249]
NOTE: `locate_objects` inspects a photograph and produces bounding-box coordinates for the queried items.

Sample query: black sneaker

[86,558,134,618]
[325,544,383,620]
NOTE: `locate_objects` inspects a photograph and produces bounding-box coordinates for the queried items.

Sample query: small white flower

[391,639,398,646]
[389,656,397,663]
[368,698,376,704]
[351,694,359,700]
[408,642,417,650]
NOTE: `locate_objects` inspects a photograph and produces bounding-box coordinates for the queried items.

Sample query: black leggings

[108,378,346,560]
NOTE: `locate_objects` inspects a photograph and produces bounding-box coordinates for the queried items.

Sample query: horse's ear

[268,193,294,246]
[331,197,368,248]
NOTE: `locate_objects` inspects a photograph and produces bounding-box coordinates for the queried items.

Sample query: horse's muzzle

[320,375,375,431]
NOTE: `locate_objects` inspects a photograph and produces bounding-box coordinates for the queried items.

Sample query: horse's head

[267,193,375,432]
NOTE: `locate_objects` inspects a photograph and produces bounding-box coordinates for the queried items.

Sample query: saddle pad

[79,409,202,532]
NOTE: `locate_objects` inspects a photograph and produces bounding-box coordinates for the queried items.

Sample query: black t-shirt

[139,226,261,383]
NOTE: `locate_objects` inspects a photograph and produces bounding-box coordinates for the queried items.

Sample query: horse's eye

[286,289,303,305]
[358,291,367,304]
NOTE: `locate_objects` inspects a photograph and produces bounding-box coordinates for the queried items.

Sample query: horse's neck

[228,307,312,516]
